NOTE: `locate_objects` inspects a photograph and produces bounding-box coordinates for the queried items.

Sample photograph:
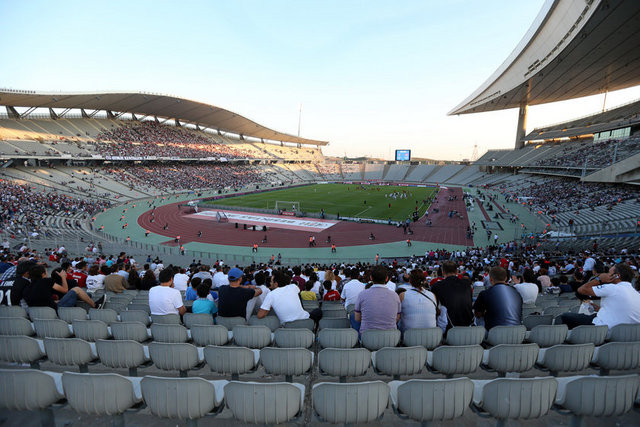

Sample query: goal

[275,201,300,211]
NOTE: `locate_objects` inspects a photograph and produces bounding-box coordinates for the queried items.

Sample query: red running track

[137,187,473,248]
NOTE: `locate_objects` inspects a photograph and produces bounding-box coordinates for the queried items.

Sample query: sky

[1,0,640,161]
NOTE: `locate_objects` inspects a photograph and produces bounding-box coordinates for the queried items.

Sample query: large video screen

[395,149,411,161]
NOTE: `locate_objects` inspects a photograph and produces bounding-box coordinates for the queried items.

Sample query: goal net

[275,201,300,211]
[216,211,229,223]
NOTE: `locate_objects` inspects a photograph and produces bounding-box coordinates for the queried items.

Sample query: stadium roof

[0,89,328,146]
[449,0,640,115]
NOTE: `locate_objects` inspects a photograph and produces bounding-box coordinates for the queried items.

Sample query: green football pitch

[203,183,438,221]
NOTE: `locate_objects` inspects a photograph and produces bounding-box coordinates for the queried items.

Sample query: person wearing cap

[217,267,262,318]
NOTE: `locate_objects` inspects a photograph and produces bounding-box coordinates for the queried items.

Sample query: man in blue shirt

[473,266,522,330]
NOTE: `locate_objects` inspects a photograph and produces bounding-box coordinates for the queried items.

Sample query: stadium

[1,0,640,426]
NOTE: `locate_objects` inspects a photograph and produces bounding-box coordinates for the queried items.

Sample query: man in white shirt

[212,266,228,289]
[149,268,186,316]
[173,268,189,291]
[511,270,538,305]
[583,253,596,275]
[257,270,310,325]
[340,268,365,309]
[559,263,640,329]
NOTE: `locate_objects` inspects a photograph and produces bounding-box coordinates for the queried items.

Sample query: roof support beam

[5,106,19,119]
[21,107,37,118]
[515,103,528,149]
[175,119,181,127]
[58,108,72,118]
[48,108,59,120]
[106,110,116,119]
[131,113,138,121]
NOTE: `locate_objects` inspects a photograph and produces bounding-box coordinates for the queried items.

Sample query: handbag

[412,289,451,333]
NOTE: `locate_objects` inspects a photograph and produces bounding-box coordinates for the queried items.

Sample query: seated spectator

[149,268,186,316]
[473,266,523,330]
[258,270,317,325]
[127,268,141,290]
[300,281,317,301]
[399,269,437,332]
[24,265,104,311]
[173,268,189,291]
[140,269,159,290]
[8,260,37,308]
[85,265,107,291]
[104,268,128,293]
[354,265,401,334]
[341,268,365,309]
[185,277,201,301]
[512,269,538,305]
[431,261,473,327]
[558,275,572,294]
[192,283,218,316]
[217,267,261,318]
[322,280,341,301]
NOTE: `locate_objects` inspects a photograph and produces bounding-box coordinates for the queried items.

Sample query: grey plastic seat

[445,326,485,346]
[57,307,87,323]
[522,306,542,317]
[566,324,608,345]
[248,315,280,331]
[260,347,313,382]
[0,369,64,423]
[0,305,27,318]
[403,328,443,350]
[150,313,181,325]
[44,338,98,373]
[204,345,259,380]
[318,317,350,330]
[96,339,150,376]
[111,321,150,342]
[528,324,568,348]
[543,306,565,317]
[361,329,401,351]
[120,309,151,326]
[472,377,557,422]
[486,325,526,346]
[0,316,34,335]
[537,343,595,376]
[127,304,151,314]
[592,342,640,375]
[142,376,226,422]
[322,309,347,319]
[539,300,559,309]
[318,348,371,382]
[0,335,46,368]
[151,323,189,343]
[103,302,127,313]
[72,319,110,341]
[608,323,640,342]
[225,381,304,424]
[318,328,358,349]
[522,314,553,330]
[371,346,428,380]
[274,328,313,348]
[28,306,58,320]
[232,325,272,349]
[108,295,131,305]
[183,312,215,329]
[88,308,118,325]
[555,374,640,423]
[149,342,202,377]
[483,344,539,376]
[427,345,483,378]
[215,316,246,330]
[191,325,229,346]
[302,300,320,309]
[34,319,72,338]
[313,381,389,423]
[389,378,473,422]
[284,318,315,331]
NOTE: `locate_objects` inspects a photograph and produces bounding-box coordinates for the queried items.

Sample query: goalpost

[274,200,300,211]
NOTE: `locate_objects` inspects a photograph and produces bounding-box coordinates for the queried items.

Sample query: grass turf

[203,183,437,221]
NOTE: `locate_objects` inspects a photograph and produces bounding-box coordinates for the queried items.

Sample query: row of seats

[1,369,639,425]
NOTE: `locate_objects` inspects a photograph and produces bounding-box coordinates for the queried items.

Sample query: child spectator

[322,280,341,301]
[192,283,218,316]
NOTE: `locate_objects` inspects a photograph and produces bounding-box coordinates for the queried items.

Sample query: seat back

[120,310,150,326]
[88,308,118,325]
[203,345,257,375]
[261,347,313,377]
[402,328,442,350]
[541,343,595,374]
[248,315,280,331]
[150,323,188,343]
[150,314,181,325]
[96,339,147,369]
[28,306,57,320]
[318,317,350,330]
[522,315,553,330]
[595,342,640,372]
[225,381,303,424]
[322,309,347,319]
[58,307,87,323]
[561,375,640,417]
[318,328,358,349]
[313,381,389,423]
[373,346,427,377]
[318,348,370,378]
[182,313,214,329]
[528,325,568,348]
[34,319,72,338]
[149,342,200,372]
[0,316,34,336]
[0,369,64,410]
[445,326,484,346]
[361,329,401,351]
[284,318,314,331]
[274,328,313,348]
[566,325,608,345]
[0,335,45,364]
[485,344,539,374]
[142,376,217,419]
[609,323,640,342]
[72,319,110,342]
[215,316,246,330]
[111,321,149,342]
[103,302,126,314]
[0,305,27,318]
[486,325,526,346]
[543,306,564,317]
[191,325,229,346]
[396,378,473,421]
[44,337,96,369]
[232,325,272,349]
[127,304,151,314]
[430,345,483,376]
[480,378,557,419]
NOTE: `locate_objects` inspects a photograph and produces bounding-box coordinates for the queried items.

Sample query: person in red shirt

[291,266,306,291]
[69,261,89,288]
[322,280,341,301]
